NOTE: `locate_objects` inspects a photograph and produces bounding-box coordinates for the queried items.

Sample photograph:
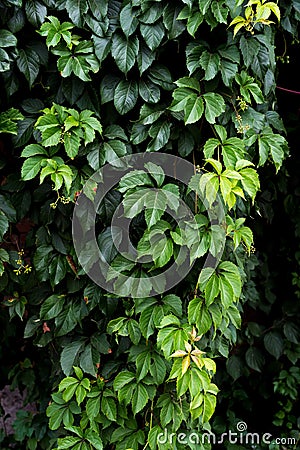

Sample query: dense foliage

[0,0,299,449]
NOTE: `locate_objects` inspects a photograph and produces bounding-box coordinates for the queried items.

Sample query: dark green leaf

[17,48,40,87]
[264,332,284,360]
[245,347,265,372]
[114,80,139,115]
[65,0,88,27]
[111,33,139,74]
[0,30,17,47]
[25,0,47,26]
[120,3,139,37]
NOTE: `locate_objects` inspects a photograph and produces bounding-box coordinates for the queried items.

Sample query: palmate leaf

[258,127,287,171]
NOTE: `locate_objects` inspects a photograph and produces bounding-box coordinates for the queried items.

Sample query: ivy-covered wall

[0,0,299,449]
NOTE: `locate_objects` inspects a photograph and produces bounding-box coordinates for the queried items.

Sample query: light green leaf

[203,92,226,124]
[184,95,204,124]
[21,156,44,180]
[132,383,149,414]
[21,144,48,157]
[113,371,135,391]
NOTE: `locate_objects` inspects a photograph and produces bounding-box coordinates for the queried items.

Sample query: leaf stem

[276,86,300,95]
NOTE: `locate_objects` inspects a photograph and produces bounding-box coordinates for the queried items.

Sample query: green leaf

[245,347,265,372]
[60,341,84,376]
[203,93,226,124]
[163,4,185,39]
[239,167,260,201]
[283,322,299,344]
[25,0,47,26]
[264,332,284,360]
[147,121,171,151]
[226,355,243,381]
[85,429,103,449]
[258,128,287,171]
[175,76,200,92]
[199,51,220,80]
[21,144,48,157]
[103,139,127,163]
[93,36,111,63]
[119,170,153,193]
[86,395,100,419]
[139,79,160,103]
[136,351,151,381]
[127,319,141,345]
[65,0,88,27]
[113,371,135,391]
[49,255,67,288]
[40,294,65,320]
[137,42,156,74]
[150,353,167,384]
[139,306,159,338]
[0,108,24,134]
[114,79,139,115]
[57,437,81,448]
[187,12,203,37]
[140,22,165,51]
[120,3,139,37]
[220,60,238,86]
[188,298,212,334]
[0,30,17,47]
[148,63,173,90]
[211,0,228,23]
[64,131,80,159]
[17,48,40,87]
[184,95,204,124]
[132,383,149,414]
[199,0,212,14]
[239,36,260,67]
[21,155,44,180]
[79,344,96,376]
[0,213,9,241]
[202,392,217,423]
[111,33,139,74]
